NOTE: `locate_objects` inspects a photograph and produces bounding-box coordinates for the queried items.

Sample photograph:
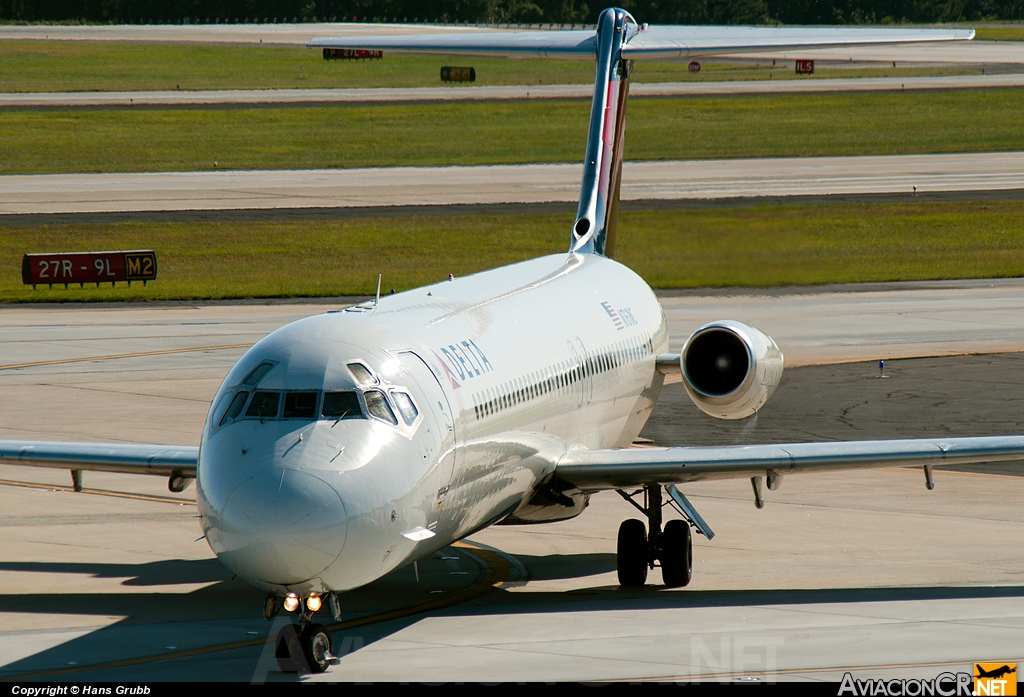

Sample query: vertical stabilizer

[569,7,637,258]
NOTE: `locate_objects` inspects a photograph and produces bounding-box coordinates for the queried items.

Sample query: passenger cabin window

[347,362,376,385]
[283,392,317,419]
[364,390,398,426]
[391,391,418,426]
[242,361,274,386]
[246,391,280,419]
[322,391,365,420]
[219,391,249,426]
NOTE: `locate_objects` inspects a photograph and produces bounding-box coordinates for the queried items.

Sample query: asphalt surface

[6,73,1024,109]
[0,291,1022,681]
[4,152,1024,217]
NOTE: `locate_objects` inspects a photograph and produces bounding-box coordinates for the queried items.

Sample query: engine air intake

[684,329,750,396]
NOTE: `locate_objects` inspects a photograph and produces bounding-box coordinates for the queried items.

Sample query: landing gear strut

[272,592,341,673]
[616,484,694,588]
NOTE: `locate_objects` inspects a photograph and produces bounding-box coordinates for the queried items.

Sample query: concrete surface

[0,288,1022,681]
[6,73,1024,108]
[4,152,1024,215]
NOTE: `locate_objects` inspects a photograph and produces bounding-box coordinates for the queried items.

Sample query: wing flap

[0,440,198,477]
[557,436,1024,491]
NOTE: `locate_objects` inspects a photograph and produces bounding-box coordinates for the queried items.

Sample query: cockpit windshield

[283,391,317,419]
[246,391,280,419]
[322,391,364,420]
[364,390,398,426]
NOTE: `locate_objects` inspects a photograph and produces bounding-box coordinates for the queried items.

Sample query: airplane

[2,8,1022,675]
[976,665,1017,680]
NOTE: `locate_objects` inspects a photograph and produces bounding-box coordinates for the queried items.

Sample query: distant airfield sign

[688,61,701,72]
[323,48,383,60]
[22,250,157,289]
[441,66,476,82]
[795,59,815,74]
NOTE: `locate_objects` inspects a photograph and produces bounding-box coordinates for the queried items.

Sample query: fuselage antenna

[374,274,382,308]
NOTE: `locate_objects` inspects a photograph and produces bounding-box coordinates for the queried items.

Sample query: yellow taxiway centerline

[0,344,253,372]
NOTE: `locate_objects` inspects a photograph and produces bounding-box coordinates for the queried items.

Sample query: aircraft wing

[307,25,972,60]
[0,440,198,477]
[556,436,1024,491]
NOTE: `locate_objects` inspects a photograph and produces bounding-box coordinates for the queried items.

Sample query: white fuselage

[196,253,668,596]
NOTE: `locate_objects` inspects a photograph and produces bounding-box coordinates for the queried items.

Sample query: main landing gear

[616,484,709,588]
[269,591,342,673]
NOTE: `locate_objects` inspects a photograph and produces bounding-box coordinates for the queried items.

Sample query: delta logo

[974,663,1017,696]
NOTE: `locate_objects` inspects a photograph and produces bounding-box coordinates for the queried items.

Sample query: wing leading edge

[556,436,1024,491]
[0,440,198,478]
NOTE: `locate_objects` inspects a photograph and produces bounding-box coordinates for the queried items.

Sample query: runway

[6,72,1024,109]
[0,287,1022,681]
[4,151,1024,216]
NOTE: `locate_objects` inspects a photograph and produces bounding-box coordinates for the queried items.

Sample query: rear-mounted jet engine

[678,320,784,420]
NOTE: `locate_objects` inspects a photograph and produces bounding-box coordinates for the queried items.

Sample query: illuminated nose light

[283,593,300,612]
[306,594,322,613]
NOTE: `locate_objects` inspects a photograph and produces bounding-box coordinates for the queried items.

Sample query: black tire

[301,623,333,673]
[616,518,648,587]
[660,519,693,588]
[275,623,305,673]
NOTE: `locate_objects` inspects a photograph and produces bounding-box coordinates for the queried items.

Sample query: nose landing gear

[275,623,338,673]
[270,591,343,673]
[615,484,699,588]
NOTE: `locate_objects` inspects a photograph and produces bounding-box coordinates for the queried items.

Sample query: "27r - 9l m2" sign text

[22,250,158,288]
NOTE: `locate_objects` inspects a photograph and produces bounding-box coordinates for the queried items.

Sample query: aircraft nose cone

[221,469,346,585]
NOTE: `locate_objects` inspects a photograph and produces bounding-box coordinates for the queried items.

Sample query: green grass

[5,201,1024,302]
[974,27,1024,41]
[4,88,1024,174]
[0,40,977,93]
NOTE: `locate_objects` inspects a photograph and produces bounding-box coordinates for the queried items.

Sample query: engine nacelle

[680,320,784,420]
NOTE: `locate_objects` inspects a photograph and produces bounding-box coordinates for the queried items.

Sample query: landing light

[283,593,300,612]
[306,594,322,612]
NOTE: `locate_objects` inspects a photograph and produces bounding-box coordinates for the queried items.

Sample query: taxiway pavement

[6,73,1024,109]
[0,287,1022,681]
[4,152,1024,216]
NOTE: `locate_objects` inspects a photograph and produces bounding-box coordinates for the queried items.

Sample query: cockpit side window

[245,391,281,419]
[241,361,275,386]
[219,391,249,426]
[391,391,419,426]
[364,390,398,426]
[283,391,318,419]
[322,391,365,420]
[347,362,377,386]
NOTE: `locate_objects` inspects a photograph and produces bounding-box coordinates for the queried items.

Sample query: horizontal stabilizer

[620,25,975,60]
[308,30,596,59]
[308,24,973,62]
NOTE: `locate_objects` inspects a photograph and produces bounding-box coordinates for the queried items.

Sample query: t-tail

[571,8,635,258]
[307,12,973,258]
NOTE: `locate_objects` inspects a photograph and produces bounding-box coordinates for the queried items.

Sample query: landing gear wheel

[274,623,304,673]
[660,519,693,588]
[617,518,649,587]
[301,623,334,673]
